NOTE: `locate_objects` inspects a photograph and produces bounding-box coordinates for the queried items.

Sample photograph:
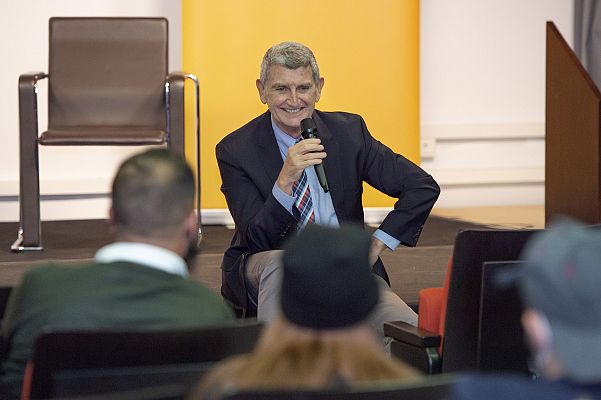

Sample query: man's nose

[289,89,300,104]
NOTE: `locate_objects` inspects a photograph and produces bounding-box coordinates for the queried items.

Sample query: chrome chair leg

[11,227,43,252]
[187,73,202,247]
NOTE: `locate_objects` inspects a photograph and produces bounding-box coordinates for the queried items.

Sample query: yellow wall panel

[182,0,419,209]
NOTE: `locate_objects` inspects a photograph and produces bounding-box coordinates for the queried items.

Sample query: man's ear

[184,210,198,241]
[522,308,552,353]
[108,207,116,227]
[315,77,325,102]
[256,79,267,104]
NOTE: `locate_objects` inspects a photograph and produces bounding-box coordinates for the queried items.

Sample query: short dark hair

[111,149,195,238]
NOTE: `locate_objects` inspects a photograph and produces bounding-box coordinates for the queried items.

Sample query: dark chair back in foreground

[42,383,190,400]
[27,322,262,399]
[386,229,539,374]
[441,229,538,372]
[478,260,530,374]
[222,374,456,400]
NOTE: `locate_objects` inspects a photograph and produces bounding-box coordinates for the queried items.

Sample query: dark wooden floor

[0,217,490,304]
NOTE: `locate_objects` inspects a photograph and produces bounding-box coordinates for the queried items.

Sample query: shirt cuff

[373,229,401,251]
[272,183,296,215]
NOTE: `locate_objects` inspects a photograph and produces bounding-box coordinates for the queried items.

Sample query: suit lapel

[313,112,346,220]
[256,112,284,192]
[254,111,346,219]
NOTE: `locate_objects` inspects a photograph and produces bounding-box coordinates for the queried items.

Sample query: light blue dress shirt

[269,119,400,250]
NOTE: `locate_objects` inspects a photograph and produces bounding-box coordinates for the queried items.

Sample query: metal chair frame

[12,18,201,252]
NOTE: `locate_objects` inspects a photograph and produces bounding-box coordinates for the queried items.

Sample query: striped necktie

[292,168,315,228]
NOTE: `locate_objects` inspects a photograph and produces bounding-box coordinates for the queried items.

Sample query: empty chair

[14,17,199,251]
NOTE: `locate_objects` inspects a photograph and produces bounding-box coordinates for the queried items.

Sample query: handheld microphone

[300,118,329,193]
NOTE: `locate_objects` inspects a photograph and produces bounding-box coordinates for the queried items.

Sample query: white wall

[0,0,576,223]
[0,0,181,222]
[420,0,574,208]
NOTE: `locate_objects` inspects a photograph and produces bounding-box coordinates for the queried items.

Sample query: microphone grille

[300,118,317,133]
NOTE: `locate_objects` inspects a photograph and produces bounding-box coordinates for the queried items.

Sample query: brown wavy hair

[188,316,419,399]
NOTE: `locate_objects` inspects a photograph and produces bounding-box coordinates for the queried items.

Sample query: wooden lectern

[546,21,601,225]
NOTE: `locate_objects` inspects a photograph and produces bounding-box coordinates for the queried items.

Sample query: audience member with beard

[0,149,234,398]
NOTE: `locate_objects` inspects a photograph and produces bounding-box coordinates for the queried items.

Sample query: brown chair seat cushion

[39,127,166,146]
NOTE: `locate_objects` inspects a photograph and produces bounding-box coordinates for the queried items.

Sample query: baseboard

[199,208,392,227]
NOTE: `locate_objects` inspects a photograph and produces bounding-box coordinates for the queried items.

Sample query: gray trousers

[245,250,418,342]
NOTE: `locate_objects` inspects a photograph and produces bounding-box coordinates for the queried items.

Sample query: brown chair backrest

[48,17,168,130]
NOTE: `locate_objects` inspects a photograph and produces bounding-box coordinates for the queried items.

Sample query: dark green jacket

[0,261,234,394]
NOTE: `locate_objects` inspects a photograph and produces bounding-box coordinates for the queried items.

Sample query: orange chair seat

[417,257,453,353]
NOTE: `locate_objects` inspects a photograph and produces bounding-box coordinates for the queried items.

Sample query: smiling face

[256,64,324,138]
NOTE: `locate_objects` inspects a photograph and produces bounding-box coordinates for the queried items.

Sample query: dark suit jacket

[217,110,440,314]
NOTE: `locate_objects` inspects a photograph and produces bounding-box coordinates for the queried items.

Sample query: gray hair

[259,41,320,85]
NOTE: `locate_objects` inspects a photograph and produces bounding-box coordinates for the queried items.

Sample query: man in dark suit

[217,41,440,341]
[452,220,601,400]
[0,149,234,397]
